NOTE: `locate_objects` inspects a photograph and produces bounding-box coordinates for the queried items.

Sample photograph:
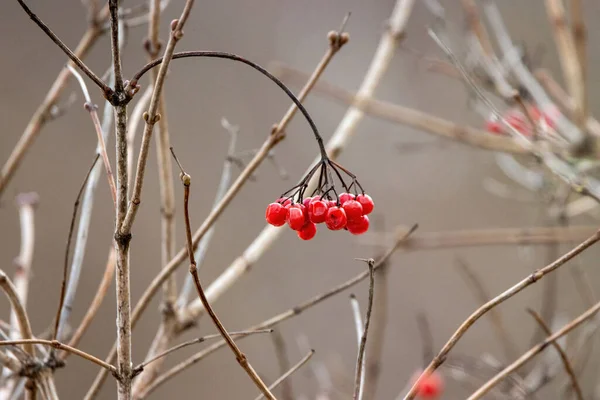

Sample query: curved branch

[129,51,332,159]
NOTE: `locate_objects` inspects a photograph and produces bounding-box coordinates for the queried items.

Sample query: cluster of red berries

[410,370,444,399]
[265,193,374,240]
[485,104,559,137]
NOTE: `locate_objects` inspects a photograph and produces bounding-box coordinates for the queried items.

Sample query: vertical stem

[115,104,132,400]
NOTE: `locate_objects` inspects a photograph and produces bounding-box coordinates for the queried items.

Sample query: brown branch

[273,64,525,154]
[0,271,35,357]
[131,0,178,394]
[254,350,315,400]
[67,65,117,207]
[172,150,276,399]
[15,0,112,97]
[353,260,376,400]
[132,329,273,376]
[526,309,583,400]
[403,227,600,399]
[119,0,196,235]
[466,301,600,400]
[460,0,494,56]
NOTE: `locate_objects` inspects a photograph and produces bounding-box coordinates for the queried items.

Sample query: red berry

[356,194,374,215]
[327,199,337,208]
[287,204,307,231]
[302,197,312,208]
[309,200,328,224]
[411,370,444,399]
[265,202,288,226]
[339,192,355,205]
[342,200,363,221]
[297,222,317,240]
[325,207,347,230]
[506,113,531,136]
[346,215,369,235]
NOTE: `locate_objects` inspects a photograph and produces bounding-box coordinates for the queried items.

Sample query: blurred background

[1,0,600,398]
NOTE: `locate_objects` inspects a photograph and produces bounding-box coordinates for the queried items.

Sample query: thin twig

[402,228,600,400]
[254,350,315,400]
[0,271,34,357]
[353,259,375,400]
[467,301,600,400]
[66,65,117,206]
[172,149,276,399]
[526,309,583,400]
[15,0,112,97]
[0,339,116,375]
[52,155,100,346]
[119,0,196,235]
[133,329,273,375]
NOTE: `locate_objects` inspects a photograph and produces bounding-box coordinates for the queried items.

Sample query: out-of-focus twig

[527,309,583,400]
[403,228,600,399]
[467,301,600,400]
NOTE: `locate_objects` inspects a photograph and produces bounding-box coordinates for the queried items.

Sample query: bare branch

[352,259,375,400]
[467,302,600,400]
[526,309,583,400]
[403,228,600,399]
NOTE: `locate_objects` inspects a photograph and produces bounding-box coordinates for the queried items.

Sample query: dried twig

[526,309,583,400]
[403,228,600,400]
[132,329,273,375]
[0,339,116,374]
[15,0,111,97]
[0,271,35,358]
[171,149,276,399]
[66,65,117,206]
[352,259,376,400]
[254,350,315,400]
[467,301,600,400]
[119,0,196,235]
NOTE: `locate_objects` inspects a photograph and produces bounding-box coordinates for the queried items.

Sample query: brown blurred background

[1,0,600,398]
